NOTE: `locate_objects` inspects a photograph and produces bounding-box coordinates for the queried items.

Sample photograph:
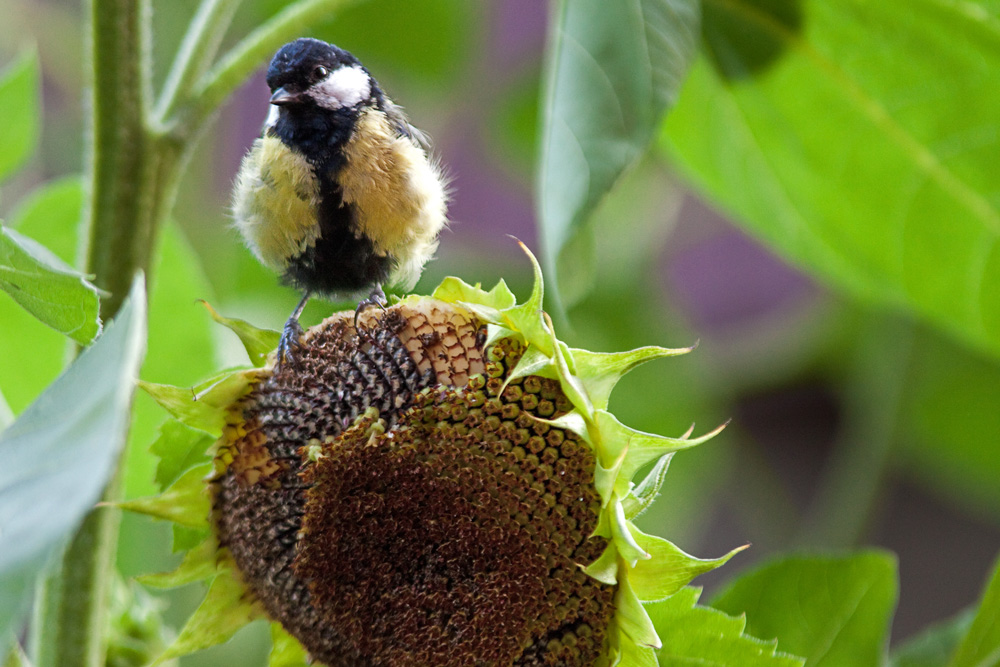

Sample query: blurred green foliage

[0,50,38,183]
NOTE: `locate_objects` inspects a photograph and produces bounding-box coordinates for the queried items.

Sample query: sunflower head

[132,246,741,666]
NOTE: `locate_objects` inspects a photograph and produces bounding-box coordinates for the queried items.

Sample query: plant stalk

[31,0,151,664]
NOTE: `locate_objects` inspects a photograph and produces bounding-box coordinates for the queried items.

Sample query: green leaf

[889,611,973,667]
[0,50,39,182]
[662,0,1000,358]
[0,225,102,344]
[119,463,212,529]
[712,551,898,667]
[949,554,1000,667]
[154,570,261,662]
[0,178,85,416]
[150,419,214,491]
[647,587,805,666]
[0,389,12,431]
[538,0,699,302]
[245,0,473,87]
[269,624,309,667]
[0,277,146,646]
[199,300,279,367]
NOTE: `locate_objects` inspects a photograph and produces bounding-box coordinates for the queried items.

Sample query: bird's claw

[276,317,305,370]
[354,287,388,332]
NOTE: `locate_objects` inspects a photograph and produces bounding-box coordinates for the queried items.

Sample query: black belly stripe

[280,181,394,298]
[269,104,396,299]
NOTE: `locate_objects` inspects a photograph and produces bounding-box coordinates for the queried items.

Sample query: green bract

[129,248,791,666]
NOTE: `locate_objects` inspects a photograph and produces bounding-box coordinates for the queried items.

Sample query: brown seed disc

[212,300,615,666]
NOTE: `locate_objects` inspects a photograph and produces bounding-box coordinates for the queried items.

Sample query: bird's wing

[384,100,433,153]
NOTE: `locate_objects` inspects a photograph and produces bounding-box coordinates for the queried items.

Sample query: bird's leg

[354,285,387,331]
[277,292,311,369]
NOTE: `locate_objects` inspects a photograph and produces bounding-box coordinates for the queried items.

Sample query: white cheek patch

[312,65,371,110]
[265,103,280,129]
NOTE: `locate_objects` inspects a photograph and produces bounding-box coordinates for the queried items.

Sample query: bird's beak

[270,87,303,106]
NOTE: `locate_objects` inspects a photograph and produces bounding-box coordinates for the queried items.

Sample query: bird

[232,37,448,366]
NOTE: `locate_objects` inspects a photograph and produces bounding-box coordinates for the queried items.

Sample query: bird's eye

[313,65,328,80]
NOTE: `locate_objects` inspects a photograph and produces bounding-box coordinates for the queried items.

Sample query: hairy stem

[31,1,150,664]
[80,0,153,319]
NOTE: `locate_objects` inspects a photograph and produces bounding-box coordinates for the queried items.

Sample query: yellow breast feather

[232,136,322,272]
[338,109,448,291]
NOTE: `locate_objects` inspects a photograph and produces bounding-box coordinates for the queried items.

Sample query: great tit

[232,38,448,365]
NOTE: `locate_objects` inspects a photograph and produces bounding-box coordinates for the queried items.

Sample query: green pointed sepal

[569,344,695,411]
[128,310,289,663]
[613,630,659,667]
[199,300,280,367]
[621,454,672,520]
[431,275,517,317]
[117,463,212,529]
[152,566,263,665]
[269,624,310,666]
[150,420,215,492]
[628,530,747,603]
[140,367,262,437]
[615,571,661,650]
[137,536,219,589]
[594,410,728,502]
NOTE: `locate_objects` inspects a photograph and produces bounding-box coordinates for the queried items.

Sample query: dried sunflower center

[213,301,615,666]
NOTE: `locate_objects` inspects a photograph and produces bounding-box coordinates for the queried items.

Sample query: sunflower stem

[30,0,151,664]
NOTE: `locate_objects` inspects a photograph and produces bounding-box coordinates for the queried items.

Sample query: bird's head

[265,38,375,114]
